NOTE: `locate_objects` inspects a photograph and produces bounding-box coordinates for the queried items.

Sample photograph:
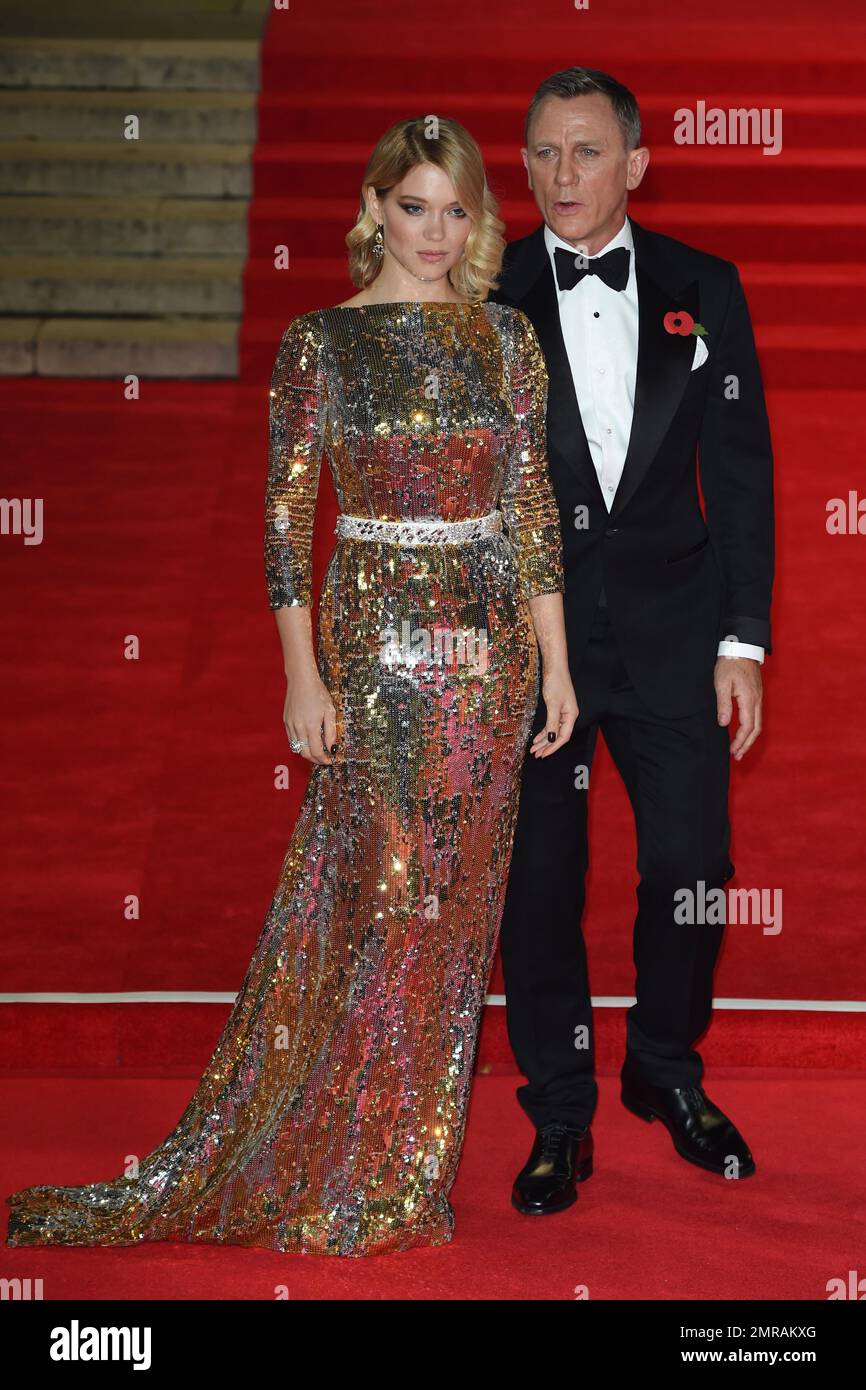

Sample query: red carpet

[2,0,865,1297]
[3,1074,864,1299]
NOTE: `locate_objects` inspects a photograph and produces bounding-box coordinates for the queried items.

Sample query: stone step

[6,86,854,152]
[1,0,270,40]
[0,254,245,315]
[0,195,248,255]
[0,139,253,196]
[0,38,260,91]
[0,89,257,142]
[0,315,238,377]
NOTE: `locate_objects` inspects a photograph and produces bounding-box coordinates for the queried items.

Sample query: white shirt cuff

[718,638,765,663]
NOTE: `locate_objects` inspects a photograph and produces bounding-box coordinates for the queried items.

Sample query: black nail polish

[547,731,556,742]
[331,744,338,754]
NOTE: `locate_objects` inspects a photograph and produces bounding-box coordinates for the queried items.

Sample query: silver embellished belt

[335,510,502,546]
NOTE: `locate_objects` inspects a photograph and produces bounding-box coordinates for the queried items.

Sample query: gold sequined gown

[6,300,564,1257]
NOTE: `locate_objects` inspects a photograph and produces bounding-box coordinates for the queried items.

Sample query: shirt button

[593,311,600,318]
[597,366,606,375]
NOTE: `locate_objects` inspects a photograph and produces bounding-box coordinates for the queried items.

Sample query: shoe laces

[681,1085,706,1108]
[539,1121,583,1156]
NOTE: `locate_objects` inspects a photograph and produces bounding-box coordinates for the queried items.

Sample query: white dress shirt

[543,216,763,664]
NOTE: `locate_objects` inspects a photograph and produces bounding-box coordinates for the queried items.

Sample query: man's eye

[581,148,599,157]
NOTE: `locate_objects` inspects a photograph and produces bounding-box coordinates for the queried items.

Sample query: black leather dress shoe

[621,1062,755,1178]
[511,1121,594,1215]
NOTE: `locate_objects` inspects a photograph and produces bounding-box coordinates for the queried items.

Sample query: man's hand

[715,656,763,760]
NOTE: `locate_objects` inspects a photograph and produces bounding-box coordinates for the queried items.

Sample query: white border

[0,992,864,1012]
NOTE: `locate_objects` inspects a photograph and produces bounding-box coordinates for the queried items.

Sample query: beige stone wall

[0,0,272,376]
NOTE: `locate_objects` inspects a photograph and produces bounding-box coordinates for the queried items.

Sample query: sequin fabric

[6,301,564,1257]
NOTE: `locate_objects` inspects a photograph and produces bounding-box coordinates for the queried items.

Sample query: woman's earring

[373,223,384,258]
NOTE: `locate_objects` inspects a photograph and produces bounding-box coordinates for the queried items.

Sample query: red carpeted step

[256,93,866,150]
[242,197,866,272]
[238,258,866,326]
[251,143,866,203]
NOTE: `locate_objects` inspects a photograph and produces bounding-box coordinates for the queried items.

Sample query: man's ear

[626,146,650,192]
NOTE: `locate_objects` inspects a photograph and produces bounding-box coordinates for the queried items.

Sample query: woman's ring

[289,737,308,753]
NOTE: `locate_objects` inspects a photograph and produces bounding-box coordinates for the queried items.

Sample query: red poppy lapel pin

[663,309,707,339]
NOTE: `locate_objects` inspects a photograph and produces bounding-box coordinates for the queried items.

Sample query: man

[489,67,774,1215]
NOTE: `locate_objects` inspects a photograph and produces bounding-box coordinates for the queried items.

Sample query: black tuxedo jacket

[489,214,775,719]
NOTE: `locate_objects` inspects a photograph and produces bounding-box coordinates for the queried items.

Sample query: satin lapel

[610,257,700,520]
[508,247,604,504]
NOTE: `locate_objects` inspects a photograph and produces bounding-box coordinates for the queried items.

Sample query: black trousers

[499,604,733,1131]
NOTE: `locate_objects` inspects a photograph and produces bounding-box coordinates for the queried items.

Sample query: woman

[6,117,577,1257]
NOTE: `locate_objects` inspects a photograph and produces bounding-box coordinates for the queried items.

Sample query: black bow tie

[554,244,631,293]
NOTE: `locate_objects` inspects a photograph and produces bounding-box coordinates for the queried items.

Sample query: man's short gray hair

[525,68,642,152]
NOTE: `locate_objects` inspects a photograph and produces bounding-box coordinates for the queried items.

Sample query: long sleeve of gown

[264,313,329,610]
[498,308,565,600]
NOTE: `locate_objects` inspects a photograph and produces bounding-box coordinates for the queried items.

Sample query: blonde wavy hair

[346,116,506,302]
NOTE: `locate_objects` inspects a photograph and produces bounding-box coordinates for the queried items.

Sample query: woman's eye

[399,204,466,217]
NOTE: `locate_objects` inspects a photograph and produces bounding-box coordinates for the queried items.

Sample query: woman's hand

[525,591,577,757]
[283,667,338,766]
[530,666,579,758]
